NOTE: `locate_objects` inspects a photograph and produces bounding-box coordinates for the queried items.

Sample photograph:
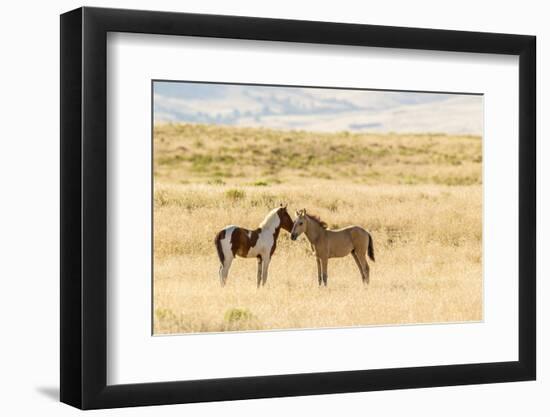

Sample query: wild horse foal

[290,209,375,286]
[214,205,293,287]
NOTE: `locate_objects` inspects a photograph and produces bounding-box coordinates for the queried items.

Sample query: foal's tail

[214,230,225,265]
[367,232,375,262]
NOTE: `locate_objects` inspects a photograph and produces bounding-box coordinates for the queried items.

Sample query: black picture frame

[60,6,536,410]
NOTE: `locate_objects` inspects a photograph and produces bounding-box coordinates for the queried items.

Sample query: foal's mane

[306,213,328,229]
[259,207,281,229]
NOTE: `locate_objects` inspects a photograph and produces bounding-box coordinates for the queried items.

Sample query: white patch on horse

[220,225,236,263]
[246,208,280,258]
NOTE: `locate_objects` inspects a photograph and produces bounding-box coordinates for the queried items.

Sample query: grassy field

[153,123,482,334]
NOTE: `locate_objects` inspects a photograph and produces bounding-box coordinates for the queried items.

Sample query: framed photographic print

[60,6,536,409]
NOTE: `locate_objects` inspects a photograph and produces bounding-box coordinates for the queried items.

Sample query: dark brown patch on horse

[214,229,226,264]
[269,208,293,256]
[230,227,260,258]
[249,229,260,247]
[270,225,281,256]
[278,207,294,232]
[307,213,328,229]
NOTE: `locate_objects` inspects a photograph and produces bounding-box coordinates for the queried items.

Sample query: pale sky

[153,81,483,135]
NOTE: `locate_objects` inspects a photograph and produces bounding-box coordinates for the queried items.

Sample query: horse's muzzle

[290,234,297,241]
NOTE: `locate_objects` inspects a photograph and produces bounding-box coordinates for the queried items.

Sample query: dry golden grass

[153,123,482,334]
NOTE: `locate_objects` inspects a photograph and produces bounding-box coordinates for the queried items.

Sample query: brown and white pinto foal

[214,206,294,287]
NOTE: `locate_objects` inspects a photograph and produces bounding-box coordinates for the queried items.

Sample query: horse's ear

[295,209,301,216]
[303,208,307,215]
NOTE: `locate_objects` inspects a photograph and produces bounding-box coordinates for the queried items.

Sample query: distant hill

[153,123,482,187]
[153,82,483,136]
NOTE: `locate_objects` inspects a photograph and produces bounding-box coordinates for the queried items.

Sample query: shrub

[224,308,254,323]
[225,189,245,200]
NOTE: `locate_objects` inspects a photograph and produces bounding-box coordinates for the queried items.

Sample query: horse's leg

[355,235,372,284]
[354,249,370,285]
[316,257,323,286]
[351,250,367,283]
[261,255,271,286]
[362,254,370,284]
[321,257,328,286]
[256,256,263,288]
[219,257,233,287]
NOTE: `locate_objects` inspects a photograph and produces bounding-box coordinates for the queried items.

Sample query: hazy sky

[153,81,483,135]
